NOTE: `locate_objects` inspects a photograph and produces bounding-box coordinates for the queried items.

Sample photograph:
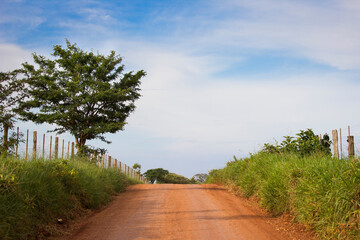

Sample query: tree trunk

[75,135,87,156]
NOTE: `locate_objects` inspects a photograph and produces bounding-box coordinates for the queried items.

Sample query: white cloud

[187,0,360,70]
[0,43,32,71]
[101,43,360,158]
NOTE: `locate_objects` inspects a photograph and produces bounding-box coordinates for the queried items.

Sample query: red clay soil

[61,184,313,240]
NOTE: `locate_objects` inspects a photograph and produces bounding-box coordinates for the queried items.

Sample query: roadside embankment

[206,153,360,239]
[0,157,140,240]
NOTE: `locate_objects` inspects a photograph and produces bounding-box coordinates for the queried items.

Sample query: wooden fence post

[332,129,339,159]
[348,136,355,158]
[101,153,105,168]
[347,125,355,158]
[71,142,74,159]
[67,141,70,159]
[93,150,97,163]
[32,131,37,159]
[49,136,52,159]
[42,134,45,159]
[55,137,59,159]
[25,129,29,161]
[15,127,19,157]
[114,159,117,168]
[62,139,64,159]
[339,128,343,159]
[108,156,112,168]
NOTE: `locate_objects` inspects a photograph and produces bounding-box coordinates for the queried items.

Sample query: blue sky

[1,0,360,177]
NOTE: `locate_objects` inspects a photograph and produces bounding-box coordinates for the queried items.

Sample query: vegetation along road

[62,184,310,240]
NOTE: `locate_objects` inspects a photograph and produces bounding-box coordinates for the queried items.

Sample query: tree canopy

[143,168,193,184]
[143,168,169,184]
[191,173,208,183]
[132,163,141,174]
[19,40,146,154]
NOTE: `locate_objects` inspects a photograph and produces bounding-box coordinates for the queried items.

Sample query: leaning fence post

[32,131,37,159]
[332,129,339,159]
[55,137,59,159]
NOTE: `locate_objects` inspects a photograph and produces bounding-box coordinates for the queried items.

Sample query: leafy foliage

[143,168,169,184]
[0,70,26,155]
[143,168,192,184]
[0,127,24,156]
[159,173,191,184]
[191,173,208,183]
[262,129,331,156]
[19,40,146,154]
[132,163,141,174]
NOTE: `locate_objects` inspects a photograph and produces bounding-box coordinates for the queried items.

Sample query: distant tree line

[143,168,208,184]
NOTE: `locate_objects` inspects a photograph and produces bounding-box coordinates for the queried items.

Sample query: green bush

[263,129,331,156]
[206,153,360,239]
[160,173,191,184]
[0,157,138,240]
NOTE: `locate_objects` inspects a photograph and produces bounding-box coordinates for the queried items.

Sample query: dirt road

[64,184,307,240]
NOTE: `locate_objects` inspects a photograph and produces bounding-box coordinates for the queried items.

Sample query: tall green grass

[0,156,140,240]
[207,153,360,239]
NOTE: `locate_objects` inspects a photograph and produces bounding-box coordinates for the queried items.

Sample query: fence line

[331,125,356,159]
[12,127,148,184]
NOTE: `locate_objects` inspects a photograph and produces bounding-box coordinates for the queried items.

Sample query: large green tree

[19,40,146,154]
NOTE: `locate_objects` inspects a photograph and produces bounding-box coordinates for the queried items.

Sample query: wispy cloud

[192,0,360,70]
